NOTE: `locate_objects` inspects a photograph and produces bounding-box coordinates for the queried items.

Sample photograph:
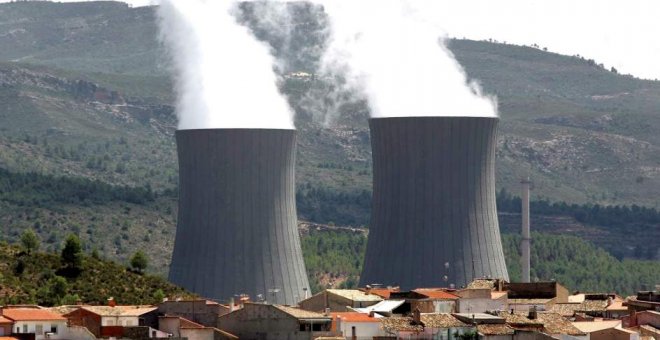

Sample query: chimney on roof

[528,306,537,320]
[412,308,421,325]
[108,297,116,308]
[369,311,375,318]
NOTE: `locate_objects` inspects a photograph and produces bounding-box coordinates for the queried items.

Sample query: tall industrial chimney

[169,129,310,305]
[360,117,509,289]
[521,177,531,283]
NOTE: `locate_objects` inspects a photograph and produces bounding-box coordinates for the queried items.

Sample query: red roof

[2,309,67,321]
[331,312,380,323]
[367,288,399,299]
[0,316,12,324]
[413,289,459,300]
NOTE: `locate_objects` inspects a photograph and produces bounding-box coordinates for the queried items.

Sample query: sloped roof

[549,299,609,316]
[331,312,380,323]
[467,279,498,290]
[380,317,424,332]
[80,305,157,317]
[351,300,405,314]
[421,314,469,328]
[273,305,330,320]
[327,289,383,302]
[536,312,585,336]
[508,298,553,304]
[413,289,459,300]
[2,308,66,321]
[477,324,514,335]
[572,320,622,333]
[0,316,13,324]
[367,288,399,299]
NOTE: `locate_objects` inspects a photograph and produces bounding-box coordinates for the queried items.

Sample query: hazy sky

[3,0,659,80]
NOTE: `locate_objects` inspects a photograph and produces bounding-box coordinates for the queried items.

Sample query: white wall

[338,321,384,339]
[101,316,139,326]
[458,298,506,313]
[12,321,68,340]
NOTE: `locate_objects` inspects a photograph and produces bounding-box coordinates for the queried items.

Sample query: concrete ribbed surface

[360,117,509,289]
[169,129,310,305]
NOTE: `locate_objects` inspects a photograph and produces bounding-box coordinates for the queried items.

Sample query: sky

[3,0,659,80]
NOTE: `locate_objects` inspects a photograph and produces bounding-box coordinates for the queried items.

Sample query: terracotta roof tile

[380,317,424,332]
[2,308,66,321]
[273,305,330,319]
[331,312,379,323]
[477,324,514,335]
[0,316,13,324]
[421,314,468,328]
[413,289,459,300]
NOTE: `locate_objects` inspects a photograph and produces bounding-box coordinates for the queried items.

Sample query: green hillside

[0,242,191,306]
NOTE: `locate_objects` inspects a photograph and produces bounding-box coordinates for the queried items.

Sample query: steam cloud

[157,0,294,130]
[317,0,498,118]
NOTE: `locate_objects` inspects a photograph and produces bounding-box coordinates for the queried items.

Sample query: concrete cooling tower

[360,117,509,289]
[169,129,310,305]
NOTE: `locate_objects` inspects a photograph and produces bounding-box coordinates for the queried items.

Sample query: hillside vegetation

[0,242,191,306]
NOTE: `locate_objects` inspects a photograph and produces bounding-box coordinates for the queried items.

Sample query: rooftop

[380,317,424,332]
[466,279,498,290]
[572,320,622,333]
[351,299,405,314]
[79,305,157,317]
[2,308,67,322]
[413,289,459,300]
[327,289,383,302]
[0,316,12,324]
[477,324,514,335]
[273,305,330,320]
[508,298,553,304]
[421,314,469,328]
[331,312,380,323]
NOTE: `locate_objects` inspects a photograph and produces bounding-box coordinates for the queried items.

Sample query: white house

[331,312,386,339]
[2,308,69,340]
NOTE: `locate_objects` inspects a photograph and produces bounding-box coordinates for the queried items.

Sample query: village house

[158,315,237,340]
[299,289,383,313]
[379,312,473,339]
[217,302,337,339]
[388,289,459,314]
[2,307,73,340]
[504,282,569,312]
[157,299,231,327]
[63,303,158,338]
[331,312,385,339]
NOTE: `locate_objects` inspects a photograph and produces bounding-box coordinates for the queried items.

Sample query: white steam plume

[317,0,497,118]
[157,0,294,130]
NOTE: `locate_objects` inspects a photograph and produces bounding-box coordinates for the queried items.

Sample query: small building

[387,289,459,314]
[351,300,406,317]
[380,313,473,339]
[158,299,231,327]
[454,288,507,313]
[2,308,69,340]
[63,305,158,338]
[551,293,623,318]
[217,302,336,339]
[627,291,660,313]
[504,281,569,312]
[0,316,13,336]
[298,289,382,313]
[331,312,385,339]
[158,315,237,340]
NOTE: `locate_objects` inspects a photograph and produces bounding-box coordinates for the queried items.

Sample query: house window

[50,326,58,334]
[36,325,43,335]
[22,324,28,333]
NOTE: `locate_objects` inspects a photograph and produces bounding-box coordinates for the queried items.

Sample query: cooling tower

[169,129,310,305]
[360,117,509,289]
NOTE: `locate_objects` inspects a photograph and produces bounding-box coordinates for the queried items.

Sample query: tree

[130,251,148,273]
[61,234,83,269]
[152,289,165,303]
[21,229,40,254]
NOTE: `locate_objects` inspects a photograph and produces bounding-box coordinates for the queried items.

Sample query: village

[0,278,658,340]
